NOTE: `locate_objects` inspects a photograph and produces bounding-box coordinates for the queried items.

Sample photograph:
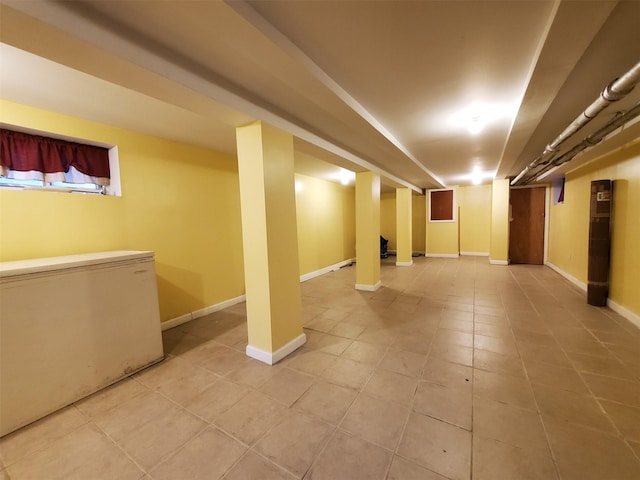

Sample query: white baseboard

[425,253,460,258]
[546,262,640,329]
[489,258,509,265]
[300,258,355,282]
[607,298,640,330]
[246,333,306,365]
[161,294,247,331]
[355,280,382,291]
[460,251,489,257]
[396,261,413,267]
[545,262,587,291]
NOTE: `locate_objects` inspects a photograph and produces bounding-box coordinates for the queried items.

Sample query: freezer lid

[0,251,155,278]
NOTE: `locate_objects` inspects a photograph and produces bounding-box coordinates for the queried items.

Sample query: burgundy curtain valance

[0,128,110,181]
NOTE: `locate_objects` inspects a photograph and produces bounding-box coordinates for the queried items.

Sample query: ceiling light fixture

[450,102,517,135]
[332,168,355,185]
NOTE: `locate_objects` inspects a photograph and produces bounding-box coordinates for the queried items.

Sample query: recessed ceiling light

[450,102,517,135]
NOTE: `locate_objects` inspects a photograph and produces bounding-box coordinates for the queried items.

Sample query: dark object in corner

[380,235,388,258]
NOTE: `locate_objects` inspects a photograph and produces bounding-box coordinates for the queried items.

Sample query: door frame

[509,184,550,264]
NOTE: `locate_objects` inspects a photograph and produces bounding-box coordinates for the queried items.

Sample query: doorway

[509,187,546,264]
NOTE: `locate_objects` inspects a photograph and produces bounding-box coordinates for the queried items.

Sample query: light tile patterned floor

[2,256,640,479]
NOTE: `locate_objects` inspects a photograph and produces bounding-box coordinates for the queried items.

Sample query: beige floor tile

[151,427,246,480]
[544,418,640,480]
[321,357,375,390]
[518,343,573,368]
[397,412,471,480]
[362,369,418,406]
[306,317,339,334]
[429,343,473,367]
[473,349,526,378]
[117,406,205,470]
[474,305,505,317]
[184,378,250,422]
[391,334,433,354]
[259,368,315,406]
[162,330,213,356]
[315,334,353,356]
[340,393,410,450]
[214,392,288,445]
[93,390,176,441]
[582,373,640,407]
[378,349,427,377]
[599,400,640,442]
[432,329,473,348]
[255,412,333,477]
[306,431,392,480]
[474,313,509,325]
[474,322,512,338]
[329,322,366,339]
[155,365,219,406]
[6,424,142,480]
[472,436,558,480]
[387,456,449,480]
[439,318,474,334]
[340,341,387,365]
[532,384,616,433]
[0,406,88,466]
[524,359,589,394]
[422,357,473,391]
[191,345,250,376]
[286,349,337,376]
[413,381,472,430]
[74,378,147,419]
[357,327,396,346]
[224,360,282,388]
[224,451,296,480]
[473,397,549,453]
[630,441,640,459]
[474,334,518,356]
[568,351,637,380]
[473,369,537,411]
[294,381,358,425]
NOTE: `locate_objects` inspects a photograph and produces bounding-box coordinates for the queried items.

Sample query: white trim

[545,262,587,291]
[300,258,355,282]
[425,253,460,258]
[607,299,640,330]
[396,261,413,267]
[460,251,489,257]
[355,281,382,291]
[246,333,306,365]
[489,258,509,265]
[161,294,247,331]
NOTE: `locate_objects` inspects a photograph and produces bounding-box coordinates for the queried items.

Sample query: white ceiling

[1,0,639,191]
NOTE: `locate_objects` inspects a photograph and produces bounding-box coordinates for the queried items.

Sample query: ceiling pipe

[521,101,640,184]
[511,60,640,185]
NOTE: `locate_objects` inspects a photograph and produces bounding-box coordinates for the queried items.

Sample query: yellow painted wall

[458,184,492,254]
[490,179,510,263]
[380,192,396,249]
[0,100,245,322]
[426,186,459,256]
[380,192,426,253]
[548,140,640,318]
[295,174,355,275]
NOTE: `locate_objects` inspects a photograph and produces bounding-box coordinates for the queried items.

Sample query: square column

[355,171,381,291]
[236,121,305,364]
[396,187,413,266]
[490,179,510,265]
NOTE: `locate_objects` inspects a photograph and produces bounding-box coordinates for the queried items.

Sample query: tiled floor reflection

[2,257,640,479]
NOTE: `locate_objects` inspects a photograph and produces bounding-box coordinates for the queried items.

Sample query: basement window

[0,126,121,196]
[428,188,456,222]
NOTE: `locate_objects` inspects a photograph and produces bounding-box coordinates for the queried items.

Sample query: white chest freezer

[0,251,164,436]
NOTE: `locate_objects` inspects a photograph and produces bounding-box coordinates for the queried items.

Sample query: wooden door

[509,187,545,264]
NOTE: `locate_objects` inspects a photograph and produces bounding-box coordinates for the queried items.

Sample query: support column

[355,171,381,291]
[490,179,510,265]
[236,121,305,364]
[396,187,413,266]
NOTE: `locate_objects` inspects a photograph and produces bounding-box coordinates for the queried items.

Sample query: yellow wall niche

[380,192,426,253]
[548,140,640,320]
[0,100,245,322]
[295,173,355,276]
